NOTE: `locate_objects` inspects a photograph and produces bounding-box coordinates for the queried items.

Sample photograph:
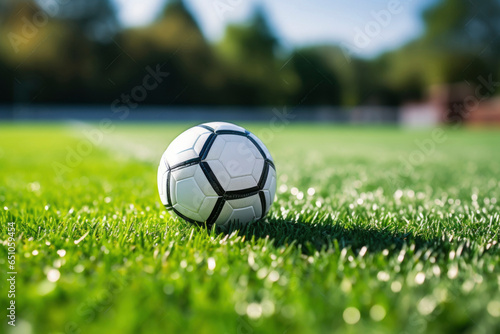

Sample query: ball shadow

[219,218,442,255]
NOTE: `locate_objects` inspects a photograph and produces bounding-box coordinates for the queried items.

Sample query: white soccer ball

[157,122,276,228]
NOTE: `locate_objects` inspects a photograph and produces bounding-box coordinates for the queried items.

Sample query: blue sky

[113,0,437,57]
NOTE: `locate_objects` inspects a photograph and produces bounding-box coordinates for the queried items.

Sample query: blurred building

[468,98,500,126]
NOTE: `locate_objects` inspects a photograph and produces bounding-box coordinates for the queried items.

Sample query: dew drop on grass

[394,190,403,199]
[37,281,56,296]
[257,268,268,279]
[47,269,60,282]
[235,301,247,315]
[29,182,41,192]
[415,272,426,285]
[248,253,256,268]
[370,305,386,321]
[448,266,459,279]
[340,279,352,293]
[246,303,262,319]
[462,280,474,292]
[377,271,390,282]
[418,297,436,315]
[268,271,280,282]
[74,264,84,273]
[487,301,500,317]
[207,258,216,270]
[391,281,402,293]
[397,251,405,263]
[343,307,360,325]
[359,246,367,257]
[259,300,274,317]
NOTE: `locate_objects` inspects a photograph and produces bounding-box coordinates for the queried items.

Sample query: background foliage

[1,0,499,107]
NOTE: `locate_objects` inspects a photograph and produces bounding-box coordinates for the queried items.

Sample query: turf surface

[1,123,499,334]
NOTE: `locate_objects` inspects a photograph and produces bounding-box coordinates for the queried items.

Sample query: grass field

[1,122,500,334]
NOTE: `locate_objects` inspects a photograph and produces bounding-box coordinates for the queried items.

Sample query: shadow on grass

[219,218,440,255]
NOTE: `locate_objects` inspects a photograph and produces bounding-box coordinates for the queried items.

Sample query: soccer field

[1,123,499,334]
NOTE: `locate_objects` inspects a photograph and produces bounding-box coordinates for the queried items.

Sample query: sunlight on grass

[0,123,499,334]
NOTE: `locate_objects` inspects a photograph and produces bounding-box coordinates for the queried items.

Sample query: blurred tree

[7,0,498,108]
[419,0,500,86]
[115,0,226,105]
[0,0,120,104]
[287,47,342,106]
[372,0,500,109]
[34,0,119,42]
[385,0,500,88]
[217,7,298,105]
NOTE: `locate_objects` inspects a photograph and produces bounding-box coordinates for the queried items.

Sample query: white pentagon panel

[203,122,246,133]
[227,176,257,192]
[228,207,257,225]
[228,194,262,213]
[171,165,197,182]
[164,126,210,167]
[173,203,203,222]
[219,137,258,177]
[169,174,176,205]
[206,160,231,190]
[198,197,219,222]
[262,167,277,207]
[214,202,233,226]
[248,132,273,161]
[193,132,212,156]
[169,165,198,205]
[221,134,261,159]
[262,190,271,215]
[193,165,217,196]
[251,159,265,183]
[175,178,205,213]
[158,172,168,206]
[214,195,262,226]
[205,136,226,161]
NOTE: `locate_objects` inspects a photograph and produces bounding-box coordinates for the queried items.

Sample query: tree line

[0,0,498,107]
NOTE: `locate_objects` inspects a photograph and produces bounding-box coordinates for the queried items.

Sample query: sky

[113,0,437,57]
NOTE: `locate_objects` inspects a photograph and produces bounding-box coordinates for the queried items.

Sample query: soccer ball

[157,122,276,228]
